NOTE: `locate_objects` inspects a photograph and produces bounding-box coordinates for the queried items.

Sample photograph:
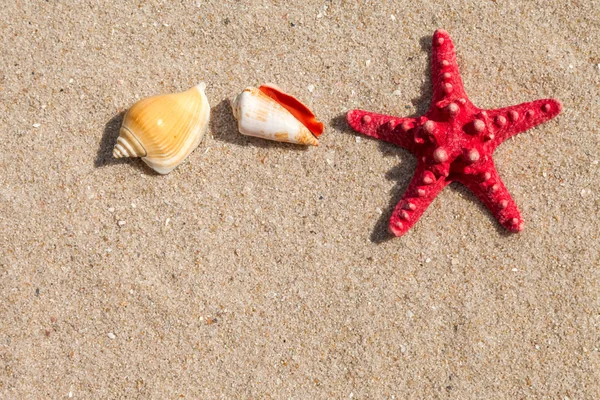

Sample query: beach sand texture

[1,1,599,398]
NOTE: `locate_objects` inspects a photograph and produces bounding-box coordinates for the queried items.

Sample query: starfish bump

[347,29,561,237]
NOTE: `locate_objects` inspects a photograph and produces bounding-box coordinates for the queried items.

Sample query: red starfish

[347,29,561,237]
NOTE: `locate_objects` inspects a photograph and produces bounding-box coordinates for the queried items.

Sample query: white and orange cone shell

[230,85,323,146]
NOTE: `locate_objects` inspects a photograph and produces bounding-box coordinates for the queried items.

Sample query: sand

[1,1,599,398]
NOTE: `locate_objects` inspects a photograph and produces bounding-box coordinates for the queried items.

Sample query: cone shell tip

[230,93,241,120]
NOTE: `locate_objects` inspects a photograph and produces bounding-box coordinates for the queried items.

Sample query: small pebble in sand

[355,136,362,143]
[365,59,371,67]
[107,332,116,339]
[32,123,41,128]
[165,217,171,227]
[407,310,414,318]
[307,84,315,93]
[512,268,518,272]
[425,258,431,263]
[117,220,126,226]
[108,207,115,213]
[325,150,335,166]
[392,89,402,96]
[390,15,396,21]
[400,344,407,353]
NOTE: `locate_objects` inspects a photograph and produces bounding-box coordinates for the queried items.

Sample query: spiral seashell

[230,84,323,146]
[113,82,210,174]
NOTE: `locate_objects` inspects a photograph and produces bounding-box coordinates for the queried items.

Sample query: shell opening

[258,84,324,137]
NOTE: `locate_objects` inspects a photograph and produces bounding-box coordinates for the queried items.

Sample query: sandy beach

[1,1,599,398]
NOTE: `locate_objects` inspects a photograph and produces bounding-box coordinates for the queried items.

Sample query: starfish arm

[430,29,468,107]
[388,163,450,237]
[346,109,418,151]
[486,99,562,147]
[454,160,525,232]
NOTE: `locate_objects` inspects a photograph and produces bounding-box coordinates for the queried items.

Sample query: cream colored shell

[113,83,210,174]
[231,87,318,146]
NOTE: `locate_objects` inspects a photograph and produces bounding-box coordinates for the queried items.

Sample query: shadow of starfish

[368,35,434,242]
[331,114,414,243]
